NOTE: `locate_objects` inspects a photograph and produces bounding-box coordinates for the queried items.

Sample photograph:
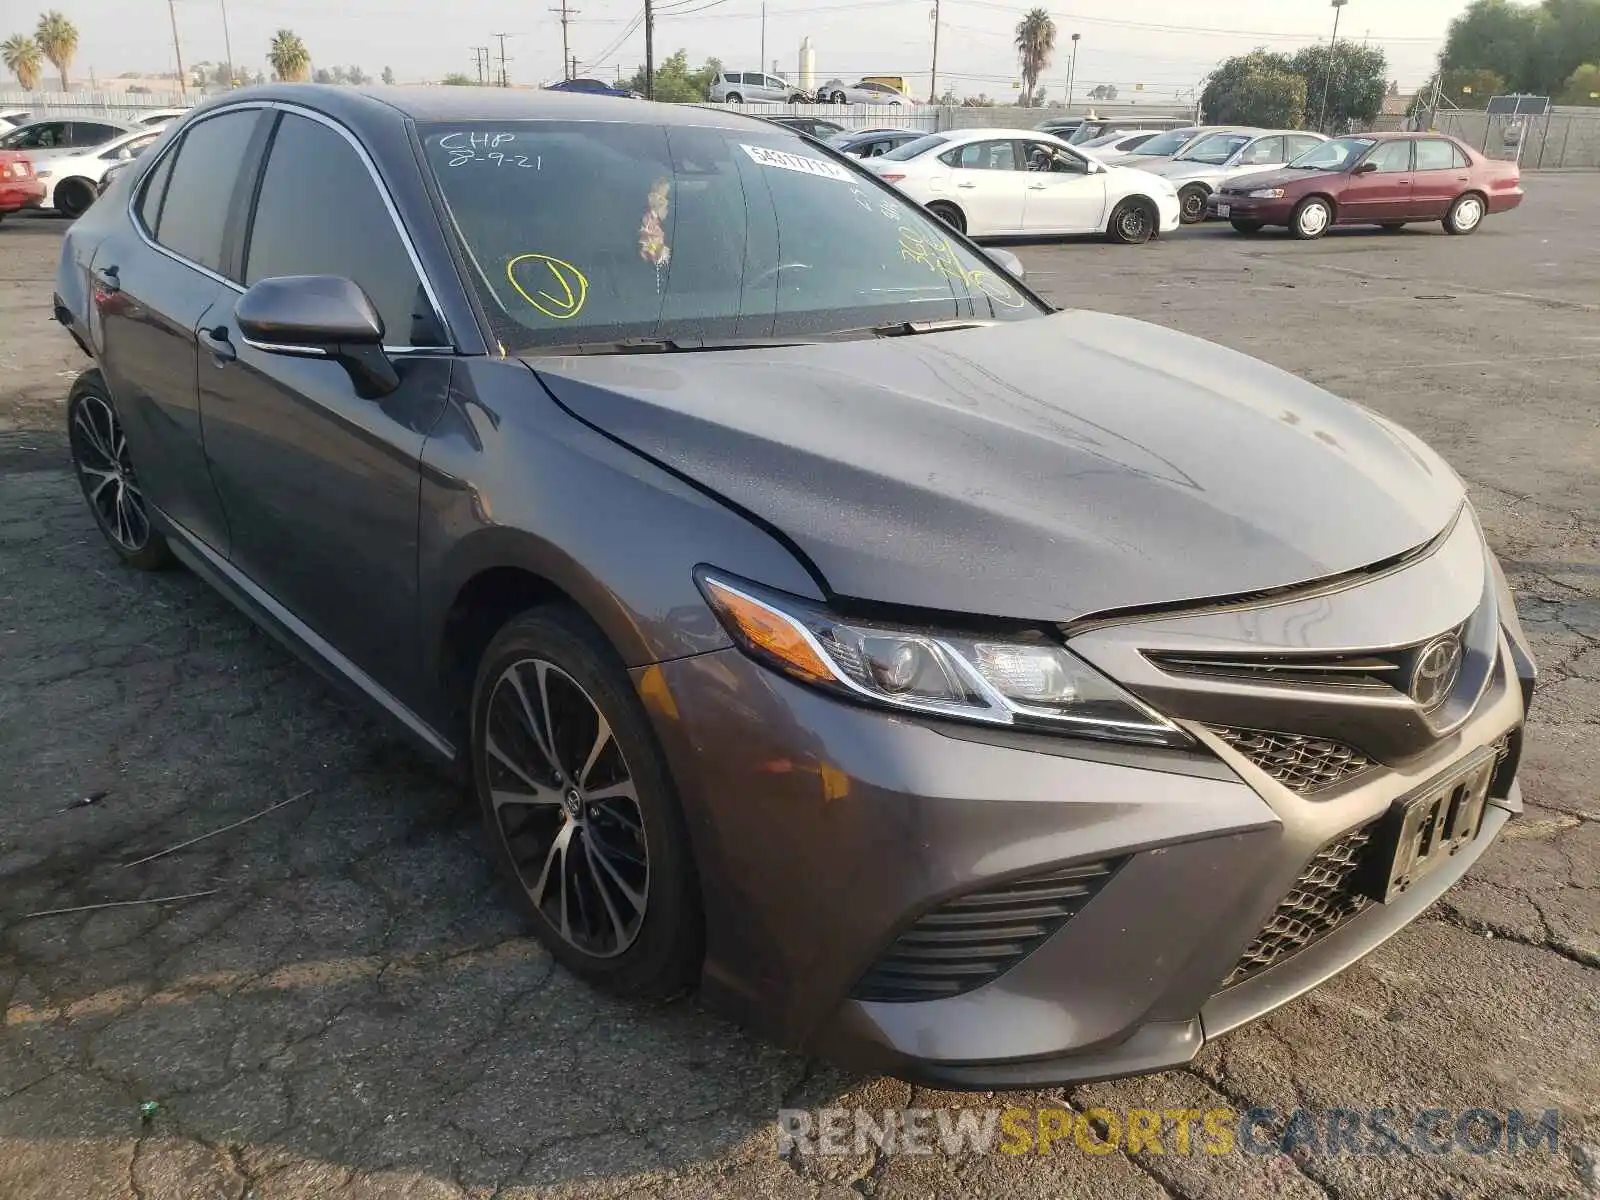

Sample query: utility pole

[494,32,511,87]
[218,0,235,86]
[1065,32,1080,111]
[644,0,654,99]
[472,47,488,84]
[571,55,578,81]
[167,0,187,99]
[1318,0,1348,133]
[928,0,939,103]
[759,2,766,84]
[551,0,578,80]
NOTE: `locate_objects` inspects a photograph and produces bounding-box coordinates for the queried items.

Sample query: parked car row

[0,113,176,220]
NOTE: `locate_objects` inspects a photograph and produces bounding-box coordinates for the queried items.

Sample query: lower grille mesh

[1211,726,1375,794]
[853,860,1121,1003]
[1224,825,1374,988]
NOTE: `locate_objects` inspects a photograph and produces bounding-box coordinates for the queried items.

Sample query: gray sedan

[816,79,910,105]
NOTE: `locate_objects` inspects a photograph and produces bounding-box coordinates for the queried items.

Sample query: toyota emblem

[1410,634,1463,710]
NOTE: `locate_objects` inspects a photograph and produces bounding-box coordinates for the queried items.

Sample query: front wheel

[1229,218,1265,234]
[830,91,847,104]
[1177,184,1209,225]
[1444,193,1485,235]
[1291,196,1333,240]
[723,92,742,104]
[54,179,95,220]
[471,607,702,998]
[67,373,173,570]
[1107,197,1156,245]
[925,201,965,234]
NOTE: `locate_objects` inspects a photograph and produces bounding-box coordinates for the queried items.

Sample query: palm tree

[34,10,77,91]
[2,33,43,90]
[267,29,310,82]
[1014,8,1056,109]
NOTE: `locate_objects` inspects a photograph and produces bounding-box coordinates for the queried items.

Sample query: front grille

[1224,825,1374,988]
[852,860,1121,1003]
[1211,726,1375,794]
[1148,649,1403,691]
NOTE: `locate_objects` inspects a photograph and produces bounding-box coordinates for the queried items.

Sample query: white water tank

[799,37,816,92]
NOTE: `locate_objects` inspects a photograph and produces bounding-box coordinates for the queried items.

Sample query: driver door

[1020,141,1107,234]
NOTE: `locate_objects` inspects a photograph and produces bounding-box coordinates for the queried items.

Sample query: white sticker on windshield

[740,143,852,182]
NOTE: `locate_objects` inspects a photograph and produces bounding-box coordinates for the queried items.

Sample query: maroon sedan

[1208,132,1524,240]
[0,149,45,223]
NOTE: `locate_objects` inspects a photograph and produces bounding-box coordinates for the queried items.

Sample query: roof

[191,83,767,133]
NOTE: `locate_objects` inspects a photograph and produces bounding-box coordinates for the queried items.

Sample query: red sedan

[0,149,45,222]
[1208,132,1523,240]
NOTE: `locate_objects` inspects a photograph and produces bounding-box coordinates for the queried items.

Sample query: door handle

[199,325,236,364]
[92,264,120,294]
[1028,184,1047,190]
[956,181,977,189]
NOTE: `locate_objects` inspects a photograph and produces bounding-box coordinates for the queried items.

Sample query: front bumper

[1208,192,1296,224]
[1155,191,1182,232]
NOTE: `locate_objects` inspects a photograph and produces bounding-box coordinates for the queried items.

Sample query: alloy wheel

[482,657,649,958]
[70,392,150,553]
[1116,204,1152,243]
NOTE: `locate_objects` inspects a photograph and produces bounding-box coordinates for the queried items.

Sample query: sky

[42,0,1475,99]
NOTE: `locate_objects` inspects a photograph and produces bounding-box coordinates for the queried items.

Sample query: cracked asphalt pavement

[2,177,1597,1199]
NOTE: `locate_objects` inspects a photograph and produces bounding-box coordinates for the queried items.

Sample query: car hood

[1224,166,1337,192]
[527,312,1463,622]
[1150,159,1227,180]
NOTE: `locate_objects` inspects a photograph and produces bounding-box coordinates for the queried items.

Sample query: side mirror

[235,275,399,398]
[989,248,1026,281]
[1352,161,1379,176]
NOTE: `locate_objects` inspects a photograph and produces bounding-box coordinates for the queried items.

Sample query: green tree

[1441,66,1507,107]
[1201,51,1306,128]
[1087,83,1118,100]
[34,10,77,91]
[346,65,369,85]
[441,72,473,85]
[1014,8,1056,109]
[621,51,721,102]
[1,32,43,89]
[1290,41,1388,130]
[268,29,311,82]
[1563,60,1600,100]
[381,65,395,85]
[1442,0,1600,95]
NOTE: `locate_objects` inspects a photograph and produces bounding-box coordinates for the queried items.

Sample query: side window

[950,141,1016,170]
[154,110,260,274]
[244,113,435,348]
[1366,141,1413,173]
[12,122,68,149]
[1414,139,1458,171]
[102,133,158,162]
[1238,136,1283,166]
[1452,144,1471,169]
[740,73,761,85]
[766,76,787,90]
[71,122,122,146]
[135,145,176,232]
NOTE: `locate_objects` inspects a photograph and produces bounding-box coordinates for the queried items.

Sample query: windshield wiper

[867,319,993,338]
[526,336,822,357]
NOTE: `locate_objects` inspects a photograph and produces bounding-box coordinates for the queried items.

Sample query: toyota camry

[54,86,1534,1087]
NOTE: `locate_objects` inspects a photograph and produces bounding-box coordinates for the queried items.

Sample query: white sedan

[860,128,1181,244]
[32,125,166,218]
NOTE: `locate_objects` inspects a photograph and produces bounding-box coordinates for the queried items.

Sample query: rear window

[880,133,948,161]
[1134,128,1199,156]
[420,120,1039,351]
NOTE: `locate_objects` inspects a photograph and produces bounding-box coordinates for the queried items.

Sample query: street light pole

[219,0,235,87]
[928,0,940,104]
[1065,32,1080,111]
[1317,0,1348,133]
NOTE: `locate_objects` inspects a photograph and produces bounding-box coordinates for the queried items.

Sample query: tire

[1379,222,1406,232]
[830,90,847,104]
[1230,218,1265,234]
[54,178,95,220]
[1291,196,1333,240]
[925,201,965,234]
[1107,197,1156,245]
[1176,183,1210,225]
[723,92,742,104]
[787,93,808,104]
[471,606,702,999]
[1444,192,1486,235]
[67,371,174,571]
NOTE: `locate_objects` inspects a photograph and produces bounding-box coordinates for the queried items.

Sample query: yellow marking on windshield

[506,253,590,320]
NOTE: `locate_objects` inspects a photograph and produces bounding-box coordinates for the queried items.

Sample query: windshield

[1290,136,1375,170]
[1129,128,1197,157]
[1176,133,1251,164]
[1079,131,1132,148]
[421,121,1040,352]
[880,133,949,161]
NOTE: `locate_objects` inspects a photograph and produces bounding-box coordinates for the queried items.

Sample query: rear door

[1340,140,1414,221]
[197,109,453,707]
[939,139,1027,234]
[91,106,267,555]
[1020,140,1107,234]
[1409,138,1471,218]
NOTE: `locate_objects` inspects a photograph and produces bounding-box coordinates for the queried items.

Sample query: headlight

[697,570,1189,748]
[1247,188,1284,199]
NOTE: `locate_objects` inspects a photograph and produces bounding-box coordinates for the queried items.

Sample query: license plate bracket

[1216,203,1232,218]
[1360,751,1497,904]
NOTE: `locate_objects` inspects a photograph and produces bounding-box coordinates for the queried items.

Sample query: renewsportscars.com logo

[776,1106,1566,1158]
